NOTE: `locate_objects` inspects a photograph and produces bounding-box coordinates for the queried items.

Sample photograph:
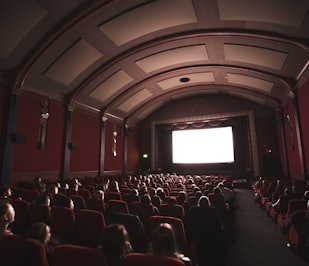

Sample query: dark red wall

[70,110,100,171]
[298,79,309,177]
[127,126,139,172]
[0,86,10,165]
[12,93,65,173]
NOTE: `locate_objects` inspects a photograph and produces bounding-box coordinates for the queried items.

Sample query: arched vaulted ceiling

[1,0,309,125]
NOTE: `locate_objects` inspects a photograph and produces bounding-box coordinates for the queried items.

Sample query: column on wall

[292,90,307,179]
[99,115,107,177]
[62,108,73,180]
[1,92,20,185]
[278,108,290,177]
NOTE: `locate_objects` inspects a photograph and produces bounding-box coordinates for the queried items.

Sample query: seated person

[99,223,132,266]
[148,223,191,266]
[25,222,54,264]
[0,200,15,238]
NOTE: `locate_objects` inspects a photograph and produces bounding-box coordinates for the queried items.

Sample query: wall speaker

[10,133,26,144]
[68,142,78,151]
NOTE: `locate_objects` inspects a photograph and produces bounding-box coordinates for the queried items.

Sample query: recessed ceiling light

[180,77,190,83]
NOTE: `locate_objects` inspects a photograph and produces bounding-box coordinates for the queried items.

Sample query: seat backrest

[70,195,87,213]
[51,206,77,244]
[107,192,122,201]
[29,203,51,225]
[52,244,108,266]
[122,194,140,205]
[129,202,155,230]
[0,235,48,266]
[76,209,106,247]
[148,215,188,255]
[86,198,105,213]
[286,199,307,217]
[159,204,184,220]
[124,253,185,266]
[51,193,67,207]
[108,199,129,214]
[78,189,91,199]
[11,199,31,235]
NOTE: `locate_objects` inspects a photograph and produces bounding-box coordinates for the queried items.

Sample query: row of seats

[253,177,309,258]
[0,235,186,266]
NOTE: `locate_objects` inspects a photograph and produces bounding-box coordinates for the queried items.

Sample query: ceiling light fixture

[179,77,190,83]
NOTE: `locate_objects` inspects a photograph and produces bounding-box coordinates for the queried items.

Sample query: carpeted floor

[225,188,308,266]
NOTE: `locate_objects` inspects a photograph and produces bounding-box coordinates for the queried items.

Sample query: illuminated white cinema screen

[172,126,234,164]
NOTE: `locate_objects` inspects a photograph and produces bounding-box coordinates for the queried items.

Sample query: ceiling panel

[158,72,215,91]
[44,39,103,86]
[136,45,208,73]
[226,73,274,93]
[89,70,133,103]
[224,44,288,70]
[218,0,309,27]
[117,88,153,113]
[0,0,47,58]
[99,0,197,46]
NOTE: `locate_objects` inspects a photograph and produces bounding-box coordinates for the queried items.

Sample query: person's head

[177,191,187,204]
[25,222,51,245]
[198,196,210,207]
[0,186,12,198]
[0,200,15,229]
[101,224,131,260]
[36,194,51,206]
[150,223,179,257]
[141,194,151,204]
[167,197,177,205]
[62,197,74,209]
[47,184,59,195]
[93,190,104,200]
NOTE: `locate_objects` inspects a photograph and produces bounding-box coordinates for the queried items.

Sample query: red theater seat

[76,209,106,247]
[148,215,188,255]
[52,244,108,266]
[0,235,48,266]
[124,253,185,266]
[51,206,77,244]
[29,203,52,225]
[107,199,129,214]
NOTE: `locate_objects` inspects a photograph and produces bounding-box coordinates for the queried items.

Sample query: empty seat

[0,235,48,266]
[159,204,184,220]
[52,244,108,266]
[86,198,105,213]
[29,203,51,225]
[108,199,129,214]
[124,253,185,266]
[11,199,31,235]
[70,195,87,213]
[51,206,77,244]
[76,209,106,247]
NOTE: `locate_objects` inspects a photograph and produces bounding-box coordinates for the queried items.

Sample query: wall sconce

[112,130,117,157]
[38,100,50,150]
[142,153,149,159]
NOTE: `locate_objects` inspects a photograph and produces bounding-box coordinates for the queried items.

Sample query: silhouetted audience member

[149,223,191,266]
[0,200,15,238]
[141,194,160,215]
[184,196,225,266]
[177,191,189,211]
[25,222,54,264]
[99,223,132,266]
[36,194,51,206]
[0,186,12,201]
[34,177,47,193]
